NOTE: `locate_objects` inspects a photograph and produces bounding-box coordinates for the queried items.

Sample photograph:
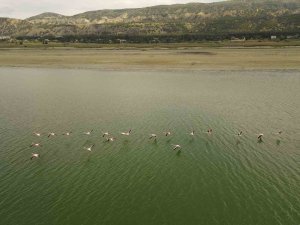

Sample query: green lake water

[0,67,299,225]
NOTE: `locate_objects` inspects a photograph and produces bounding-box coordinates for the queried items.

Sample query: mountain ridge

[0,0,299,37]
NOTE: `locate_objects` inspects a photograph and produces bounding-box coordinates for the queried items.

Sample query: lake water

[0,67,299,225]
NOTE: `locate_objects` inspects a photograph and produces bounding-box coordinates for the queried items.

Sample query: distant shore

[1,39,300,49]
[0,46,299,71]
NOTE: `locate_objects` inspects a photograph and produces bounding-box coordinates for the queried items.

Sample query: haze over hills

[0,0,299,37]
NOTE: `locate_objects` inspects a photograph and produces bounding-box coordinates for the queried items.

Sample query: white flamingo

[105,137,116,142]
[172,144,181,151]
[48,132,56,138]
[190,129,195,136]
[121,129,132,136]
[84,144,95,152]
[149,134,157,139]
[163,131,171,136]
[33,132,42,137]
[257,133,264,140]
[30,143,42,147]
[84,130,93,135]
[102,132,110,137]
[30,153,40,160]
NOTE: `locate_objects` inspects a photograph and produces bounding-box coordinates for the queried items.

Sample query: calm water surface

[0,68,299,225]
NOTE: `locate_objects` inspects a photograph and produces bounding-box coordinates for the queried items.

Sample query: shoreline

[1,65,300,73]
[0,47,299,71]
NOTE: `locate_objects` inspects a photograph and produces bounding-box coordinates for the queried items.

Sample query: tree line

[16,31,299,44]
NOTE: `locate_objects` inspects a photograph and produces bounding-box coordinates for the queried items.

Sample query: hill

[0,0,299,37]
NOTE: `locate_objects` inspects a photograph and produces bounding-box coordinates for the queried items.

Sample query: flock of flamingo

[29,128,283,160]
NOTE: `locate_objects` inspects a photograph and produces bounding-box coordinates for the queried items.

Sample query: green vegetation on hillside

[0,0,299,41]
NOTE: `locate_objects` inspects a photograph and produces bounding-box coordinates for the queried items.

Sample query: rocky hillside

[0,0,299,37]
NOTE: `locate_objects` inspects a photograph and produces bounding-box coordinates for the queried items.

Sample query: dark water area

[0,68,299,225]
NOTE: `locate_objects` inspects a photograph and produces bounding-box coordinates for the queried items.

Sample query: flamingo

[33,132,42,137]
[84,130,93,135]
[102,132,110,137]
[257,133,264,140]
[149,134,157,139]
[105,137,116,142]
[190,130,195,136]
[121,129,132,136]
[63,131,72,136]
[163,131,171,136]
[48,132,56,138]
[172,144,181,151]
[30,153,40,160]
[84,144,95,152]
[30,143,42,147]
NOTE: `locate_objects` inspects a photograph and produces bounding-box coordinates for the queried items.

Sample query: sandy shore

[0,47,299,71]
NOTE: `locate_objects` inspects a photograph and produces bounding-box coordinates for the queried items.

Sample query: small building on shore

[230,37,246,42]
[150,38,160,43]
[286,35,299,39]
[271,35,277,40]
[0,36,11,41]
[117,39,127,44]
